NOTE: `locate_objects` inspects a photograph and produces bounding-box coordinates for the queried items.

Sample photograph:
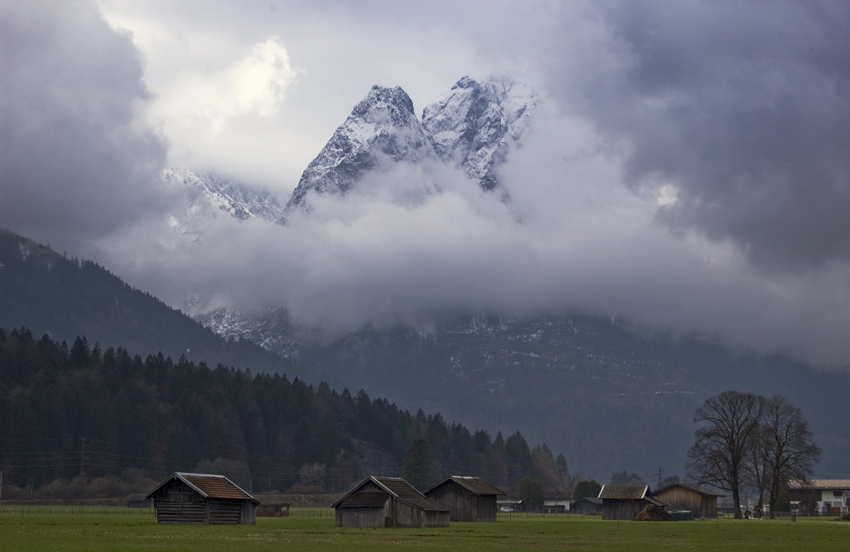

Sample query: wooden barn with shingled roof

[332,476,450,528]
[424,475,505,522]
[145,472,259,525]
[599,484,667,520]
[654,483,723,518]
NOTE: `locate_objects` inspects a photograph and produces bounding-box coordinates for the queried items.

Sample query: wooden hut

[654,483,722,518]
[599,484,666,520]
[424,476,505,522]
[572,497,603,515]
[145,472,259,525]
[332,476,450,528]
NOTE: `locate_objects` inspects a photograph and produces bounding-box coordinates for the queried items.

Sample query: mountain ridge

[195,306,850,481]
[0,226,306,378]
[281,76,538,220]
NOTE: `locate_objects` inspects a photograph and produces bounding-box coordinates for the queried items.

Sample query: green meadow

[1,509,848,551]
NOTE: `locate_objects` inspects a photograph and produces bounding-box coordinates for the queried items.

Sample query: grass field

[1,508,848,551]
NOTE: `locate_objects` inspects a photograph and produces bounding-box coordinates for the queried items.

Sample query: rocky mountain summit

[284,85,435,214]
[423,76,538,191]
[281,76,538,220]
[163,77,538,226]
[162,168,287,243]
[165,168,287,223]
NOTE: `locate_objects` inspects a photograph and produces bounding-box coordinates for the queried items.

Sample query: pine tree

[401,436,436,491]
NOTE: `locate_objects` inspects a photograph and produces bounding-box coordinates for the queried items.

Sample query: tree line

[687,390,820,518]
[0,327,570,497]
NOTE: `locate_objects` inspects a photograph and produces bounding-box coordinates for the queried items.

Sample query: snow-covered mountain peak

[283,84,434,217]
[162,168,287,243]
[422,76,538,190]
[164,168,286,223]
[352,85,416,121]
[281,76,539,220]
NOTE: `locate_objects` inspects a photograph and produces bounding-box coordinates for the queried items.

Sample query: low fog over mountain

[6,0,850,480]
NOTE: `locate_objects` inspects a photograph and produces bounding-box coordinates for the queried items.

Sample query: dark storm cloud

[554,1,850,271]
[10,0,850,366]
[0,0,172,248]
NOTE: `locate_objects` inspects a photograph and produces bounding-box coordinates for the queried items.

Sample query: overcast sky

[4,0,850,366]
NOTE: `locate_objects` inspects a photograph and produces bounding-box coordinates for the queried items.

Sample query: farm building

[333,476,450,528]
[654,483,723,518]
[572,497,603,515]
[145,472,259,525]
[542,492,571,514]
[424,476,505,522]
[599,484,667,520]
[789,479,850,516]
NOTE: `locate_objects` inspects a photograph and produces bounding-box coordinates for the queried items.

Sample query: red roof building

[145,472,259,525]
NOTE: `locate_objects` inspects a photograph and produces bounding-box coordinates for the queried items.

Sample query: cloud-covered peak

[423,75,538,190]
[284,77,539,218]
[283,84,433,216]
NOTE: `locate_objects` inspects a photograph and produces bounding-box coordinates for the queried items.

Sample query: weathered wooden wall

[602,499,646,520]
[427,484,497,522]
[151,480,255,525]
[392,500,449,528]
[153,480,206,524]
[207,499,242,524]
[476,496,497,522]
[335,505,389,528]
[657,488,717,518]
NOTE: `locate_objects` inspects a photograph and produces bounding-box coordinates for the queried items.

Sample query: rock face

[284,85,435,216]
[281,76,538,219]
[165,168,287,223]
[165,76,539,225]
[423,76,538,191]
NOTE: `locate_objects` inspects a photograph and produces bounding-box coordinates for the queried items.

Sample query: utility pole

[1,471,3,500]
[656,467,664,486]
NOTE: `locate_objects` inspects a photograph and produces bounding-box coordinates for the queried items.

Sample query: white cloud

[9,0,850,368]
[91,104,850,366]
[154,37,297,138]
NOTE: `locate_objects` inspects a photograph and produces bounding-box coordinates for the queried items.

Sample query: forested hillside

[0,328,569,496]
[0,228,305,378]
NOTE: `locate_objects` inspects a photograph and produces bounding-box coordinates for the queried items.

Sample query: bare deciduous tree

[744,426,772,517]
[687,391,765,518]
[688,391,821,519]
[758,396,821,519]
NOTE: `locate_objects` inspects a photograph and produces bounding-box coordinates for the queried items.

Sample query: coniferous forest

[0,327,571,498]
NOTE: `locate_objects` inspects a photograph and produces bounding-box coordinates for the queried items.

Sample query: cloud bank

[0,0,173,245]
[96,104,850,366]
[6,0,850,367]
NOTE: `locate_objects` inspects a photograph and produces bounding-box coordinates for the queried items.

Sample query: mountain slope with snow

[165,168,287,223]
[423,76,538,190]
[283,85,435,218]
[281,76,538,219]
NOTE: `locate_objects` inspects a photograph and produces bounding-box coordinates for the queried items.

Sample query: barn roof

[598,484,650,500]
[336,492,389,508]
[332,476,449,512]
[573,497,603,505]
[144,472,259,504]
[654,483,724,497]
[425,476,505,496]
[788,479,850,490]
